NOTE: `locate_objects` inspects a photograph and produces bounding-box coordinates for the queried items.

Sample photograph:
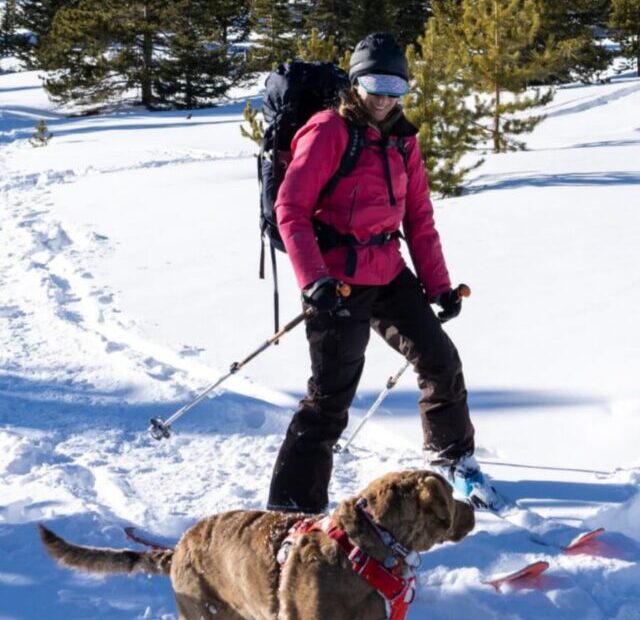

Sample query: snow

[1,65,640,619]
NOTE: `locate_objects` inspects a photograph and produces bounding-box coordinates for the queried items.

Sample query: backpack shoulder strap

[319,120,365,199]
[396,137,409,166]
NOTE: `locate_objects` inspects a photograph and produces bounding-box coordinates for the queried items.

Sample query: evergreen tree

[304,0,353,53]
[40,0,247,109]
[610,0,640,75]
[347,0,395,46]
[14,0,74,67]
[296,26,338,62]
[250,0,295,69]
[211,0,251,44]
[392,0,433,47]
[456,0,558,153]
[154,0,242,108]
[404,3,485,196]
[240,100,263,144]
[39,3,119,106]
[1,0,17,56]
[536,0,612,83]
[30,119,53,146]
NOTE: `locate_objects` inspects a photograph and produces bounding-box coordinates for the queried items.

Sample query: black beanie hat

[348,32,409,84]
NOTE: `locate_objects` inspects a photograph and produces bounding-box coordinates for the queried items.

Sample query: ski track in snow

[1,69,639,619]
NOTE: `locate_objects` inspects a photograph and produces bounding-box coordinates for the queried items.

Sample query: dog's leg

[171,549,247,620]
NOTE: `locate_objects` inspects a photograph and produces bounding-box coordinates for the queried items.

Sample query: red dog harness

[277,500,418,620]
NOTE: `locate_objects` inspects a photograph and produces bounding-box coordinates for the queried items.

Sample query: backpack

[257,60,408,332]
[258,60,365,331]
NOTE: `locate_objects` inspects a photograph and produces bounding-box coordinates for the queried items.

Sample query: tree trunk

[493,0,501,153]
[494,84,501,153]
[142,29,153,108]
[185,72,193,110]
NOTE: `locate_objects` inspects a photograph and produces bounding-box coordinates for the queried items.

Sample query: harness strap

[276,516,416,619]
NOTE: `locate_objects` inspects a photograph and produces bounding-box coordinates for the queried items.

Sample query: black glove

[434,289,462,323]
[302,277,341,313]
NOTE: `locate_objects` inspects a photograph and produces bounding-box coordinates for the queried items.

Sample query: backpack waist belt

[313,221,403,277]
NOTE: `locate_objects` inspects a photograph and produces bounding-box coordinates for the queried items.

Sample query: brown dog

[40,469,474,619]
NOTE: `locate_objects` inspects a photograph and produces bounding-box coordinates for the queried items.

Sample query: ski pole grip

[454,283,471,299]
[337,282,352,298]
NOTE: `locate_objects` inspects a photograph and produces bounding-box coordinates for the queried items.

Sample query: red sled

[485,560,550,591]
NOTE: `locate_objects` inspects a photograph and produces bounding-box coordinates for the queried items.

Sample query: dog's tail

[38,524,173,576]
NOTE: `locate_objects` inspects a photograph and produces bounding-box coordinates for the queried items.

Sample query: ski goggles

[357,74,408,98]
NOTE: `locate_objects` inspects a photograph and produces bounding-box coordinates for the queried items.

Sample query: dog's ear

[414,473,474,549]
[449,498,475,542]
[332,496,390,558]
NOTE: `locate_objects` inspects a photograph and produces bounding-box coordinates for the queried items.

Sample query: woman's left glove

[434,289,462,323]
[302,277,341,313]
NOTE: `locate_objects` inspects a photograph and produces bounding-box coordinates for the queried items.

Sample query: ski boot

[430,454,505,511]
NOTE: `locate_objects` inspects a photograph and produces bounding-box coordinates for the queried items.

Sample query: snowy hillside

[1,64,640,619]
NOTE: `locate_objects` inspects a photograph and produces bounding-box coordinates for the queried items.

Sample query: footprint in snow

[105,341,127,353]
[179,344,205,358]
[0,305,25,319]
[143,357,176,381]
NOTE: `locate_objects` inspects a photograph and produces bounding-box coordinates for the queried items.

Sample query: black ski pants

[267,268,475,513]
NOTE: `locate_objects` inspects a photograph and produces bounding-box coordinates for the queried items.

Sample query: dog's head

[333,470,474,555]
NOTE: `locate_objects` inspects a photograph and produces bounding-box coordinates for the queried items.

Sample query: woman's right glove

[434,289,462,323]
[302,277,341,313]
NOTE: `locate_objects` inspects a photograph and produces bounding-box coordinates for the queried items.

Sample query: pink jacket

[275,110,451,300]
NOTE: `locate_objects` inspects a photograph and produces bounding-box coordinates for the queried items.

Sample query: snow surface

[1,65,640,619]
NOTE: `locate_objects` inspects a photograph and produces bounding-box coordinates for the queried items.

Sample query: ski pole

[333,283,471,454]
[334,360,411,454]
[148,282,352,440]
[333,362,410,454]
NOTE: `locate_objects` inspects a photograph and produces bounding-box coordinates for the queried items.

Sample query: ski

[484,560,550,591]
[488,493,606,556]
[124,526,173,550]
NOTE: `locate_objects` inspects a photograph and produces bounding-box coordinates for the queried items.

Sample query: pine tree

[211,0,251,44]
[610,0,640,75]
[30,119,53,146]
[240,100,264,144]
[39,0,247,109]
[536,0,612,83]
[392,0,433,47]
[404,3,485,196]
[250,0,296,69]
[457,0,558,153]
[347,0,395,46]
[39,3,119,106]
[154,0,241,108]
[40,0,173,109]
[1,0,16,56]
[297,27,338,62]
[14,0,74,67]
[304,0,353,53]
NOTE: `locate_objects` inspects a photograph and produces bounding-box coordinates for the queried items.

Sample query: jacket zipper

[348,185,358,226]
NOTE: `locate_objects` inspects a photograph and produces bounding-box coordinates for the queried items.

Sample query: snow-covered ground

[1,63,640,619]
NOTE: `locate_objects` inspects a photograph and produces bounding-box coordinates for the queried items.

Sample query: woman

[267,32,500,513]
